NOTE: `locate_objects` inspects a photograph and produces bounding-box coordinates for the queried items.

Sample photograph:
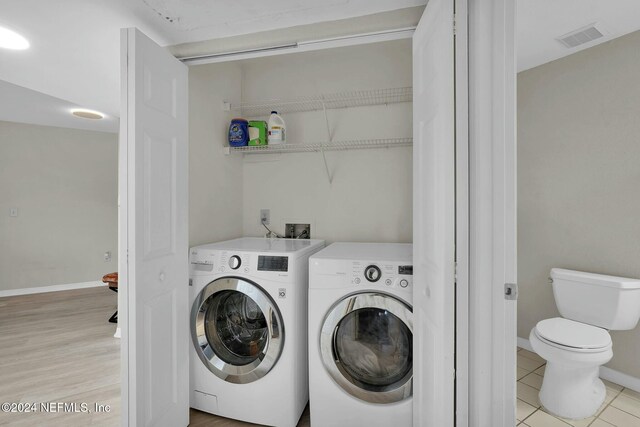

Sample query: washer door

[320,292,413,404]
[191,277,284,384]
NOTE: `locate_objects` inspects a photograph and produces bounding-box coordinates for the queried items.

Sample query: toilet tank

[551,268,640,330]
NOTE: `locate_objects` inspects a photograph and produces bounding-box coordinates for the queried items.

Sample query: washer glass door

[192,277,284,384]
[320,292,413,403]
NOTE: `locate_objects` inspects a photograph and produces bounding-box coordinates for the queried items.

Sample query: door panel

[144,290,178,424]
[412,0,456,425]
[120,27,188,427]
[143,133,176,258]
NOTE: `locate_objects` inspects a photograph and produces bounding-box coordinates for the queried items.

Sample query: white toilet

[530,268,640,420]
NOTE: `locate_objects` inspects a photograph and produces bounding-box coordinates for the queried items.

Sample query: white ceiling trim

[180,27,416,65]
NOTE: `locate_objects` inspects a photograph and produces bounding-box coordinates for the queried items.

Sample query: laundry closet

[187,39,413,246]
[120,0,479,421]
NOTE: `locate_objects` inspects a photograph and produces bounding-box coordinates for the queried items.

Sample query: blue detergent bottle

[228,118,249,146]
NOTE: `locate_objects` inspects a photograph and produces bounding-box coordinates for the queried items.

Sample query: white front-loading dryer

[308,242,413,427]
[189,237,324,427]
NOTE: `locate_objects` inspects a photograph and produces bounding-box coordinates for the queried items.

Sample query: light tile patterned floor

[517,347,640,427]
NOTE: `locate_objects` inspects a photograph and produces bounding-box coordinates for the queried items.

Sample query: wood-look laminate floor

[0,287,120,427]
[0,287,310,427]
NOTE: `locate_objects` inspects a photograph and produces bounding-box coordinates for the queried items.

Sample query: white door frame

[454,0,470,424]
[466,0,517,426]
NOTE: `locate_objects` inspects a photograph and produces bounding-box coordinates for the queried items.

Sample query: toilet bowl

[530,268,640,420]
[529,317,612,419]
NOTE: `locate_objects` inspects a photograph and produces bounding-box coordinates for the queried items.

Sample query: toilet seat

[534,318,611,353]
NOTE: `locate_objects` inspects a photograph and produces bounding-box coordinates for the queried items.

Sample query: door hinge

[504,283,518,300]
[453,14,457,35]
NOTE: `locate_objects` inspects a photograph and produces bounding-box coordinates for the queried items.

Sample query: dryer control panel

[350,261,413,291]
[190,249,292,280]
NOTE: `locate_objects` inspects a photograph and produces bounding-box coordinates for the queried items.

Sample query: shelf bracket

[321,100,333,184]
[322,100,333,142]
[320,147,332,184]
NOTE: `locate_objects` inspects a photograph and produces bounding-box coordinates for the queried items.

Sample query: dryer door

[191,277,284,384]
[320,292,413,404]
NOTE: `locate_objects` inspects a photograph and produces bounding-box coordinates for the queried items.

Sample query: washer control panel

[190,249,291,278]
[364,265,381,282]
[350,261,413,291]
[228,255,242,270]
[190,249,215,269]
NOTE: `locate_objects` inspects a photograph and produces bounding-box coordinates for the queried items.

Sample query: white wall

[240,40,413,243]
[0,121,117,291]
[518,31,640,377]
[189,62,244,246]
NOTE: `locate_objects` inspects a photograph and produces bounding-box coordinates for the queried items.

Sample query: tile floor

[517,347,640,427]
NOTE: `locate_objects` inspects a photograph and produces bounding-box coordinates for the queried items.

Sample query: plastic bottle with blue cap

[267,111,286,145]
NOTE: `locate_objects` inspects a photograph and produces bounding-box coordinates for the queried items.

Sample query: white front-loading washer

[308,242,413,427]
[189,237,324,427]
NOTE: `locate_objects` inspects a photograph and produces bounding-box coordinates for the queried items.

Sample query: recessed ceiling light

[0,26,29,50]
[71,109,105,120]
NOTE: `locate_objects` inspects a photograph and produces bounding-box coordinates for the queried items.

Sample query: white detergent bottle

[268,111,285,144]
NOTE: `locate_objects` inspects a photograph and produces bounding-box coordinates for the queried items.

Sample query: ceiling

[1,0,640,134]
[0,0,424,133]
[0,80,118,132]
[517,0,640,72]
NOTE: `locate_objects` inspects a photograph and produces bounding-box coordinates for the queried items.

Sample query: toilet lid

[535,318,611,350]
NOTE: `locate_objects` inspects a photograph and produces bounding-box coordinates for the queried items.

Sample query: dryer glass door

[320,292,413,404]
[192,277,284,384]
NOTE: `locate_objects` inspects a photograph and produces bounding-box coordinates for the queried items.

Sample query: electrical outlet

[9,208,18,217]
[260,209,270,225]
[285,223,311,239]
[104,251,112,262]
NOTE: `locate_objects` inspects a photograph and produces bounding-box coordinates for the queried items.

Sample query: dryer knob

[364,265,381,282]
[229,255,241,270]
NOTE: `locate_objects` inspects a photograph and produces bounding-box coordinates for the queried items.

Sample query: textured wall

[240,40,413,244]
[518,31,640,377]
[0,121,117,291]
[188,62,245,247]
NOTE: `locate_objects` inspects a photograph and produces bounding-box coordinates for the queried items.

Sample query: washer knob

[364,265,381,282]
[399,279,409,288]
[228,255,241,270]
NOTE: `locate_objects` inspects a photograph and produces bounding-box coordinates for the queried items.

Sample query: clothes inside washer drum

[204,290,269,364]
[334,308,412,388]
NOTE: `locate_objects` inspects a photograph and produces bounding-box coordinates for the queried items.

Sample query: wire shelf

[227,138,412,154]
[233,87,412,117]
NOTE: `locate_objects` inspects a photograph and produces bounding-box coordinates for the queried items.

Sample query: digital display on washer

[257,256,289,272]
[399,265,413,275]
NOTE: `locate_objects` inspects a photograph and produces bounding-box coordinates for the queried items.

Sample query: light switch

[9,208,18,217]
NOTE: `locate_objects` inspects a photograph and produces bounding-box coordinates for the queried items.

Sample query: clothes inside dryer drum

[334,308,412,388]
[204,290,269,365]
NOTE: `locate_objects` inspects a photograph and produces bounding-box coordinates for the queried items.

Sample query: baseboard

[517,336,534,352]
[0,281,104,298]
[518,336,640,393]
[600,366,640,393]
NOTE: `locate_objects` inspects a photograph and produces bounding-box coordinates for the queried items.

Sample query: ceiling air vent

[556,23,605,49]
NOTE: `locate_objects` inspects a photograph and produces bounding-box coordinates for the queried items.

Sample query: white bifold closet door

[412,0,457,425]
[119,27,189,427]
